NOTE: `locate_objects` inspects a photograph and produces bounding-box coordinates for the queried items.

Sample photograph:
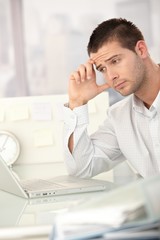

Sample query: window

[0,0,160,105]
[0,0,16,97]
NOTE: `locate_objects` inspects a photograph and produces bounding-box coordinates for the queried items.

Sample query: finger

[88,58,94,65]
[77,64,87,82]
[70,71,81,84]
[85,61,95,80]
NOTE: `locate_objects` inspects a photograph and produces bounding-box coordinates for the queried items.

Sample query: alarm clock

[0,131,20,166]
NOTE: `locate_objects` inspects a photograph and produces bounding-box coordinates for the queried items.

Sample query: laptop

[0,156,115,199]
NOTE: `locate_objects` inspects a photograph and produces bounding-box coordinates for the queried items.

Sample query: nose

[106,68,119,83]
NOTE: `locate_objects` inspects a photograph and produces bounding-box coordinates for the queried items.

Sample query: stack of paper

[49,174,160,240]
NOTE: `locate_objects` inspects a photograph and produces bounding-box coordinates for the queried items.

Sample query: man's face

[90,41,146,96]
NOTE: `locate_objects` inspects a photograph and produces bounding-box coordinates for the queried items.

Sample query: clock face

[0,131,20,166]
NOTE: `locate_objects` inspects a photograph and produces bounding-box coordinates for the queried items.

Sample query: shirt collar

[132,92,160,118]
[151,91,160,114]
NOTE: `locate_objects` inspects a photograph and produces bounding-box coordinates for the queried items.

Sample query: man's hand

[68,60,110,109]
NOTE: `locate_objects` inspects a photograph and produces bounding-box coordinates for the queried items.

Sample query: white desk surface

[0,162,139,240]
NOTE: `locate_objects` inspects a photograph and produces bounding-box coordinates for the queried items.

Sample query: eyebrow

[95,54,120,71]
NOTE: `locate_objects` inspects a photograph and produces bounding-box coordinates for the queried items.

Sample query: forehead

[90,41,124,64]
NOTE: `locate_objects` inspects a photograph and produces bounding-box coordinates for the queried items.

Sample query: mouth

[114,81,126,90]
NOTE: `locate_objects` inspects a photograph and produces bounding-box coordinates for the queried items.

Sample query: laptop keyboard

[20,178,64,191]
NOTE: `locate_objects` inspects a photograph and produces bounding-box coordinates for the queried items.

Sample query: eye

[111,58,120,64]
[99,66,106,73]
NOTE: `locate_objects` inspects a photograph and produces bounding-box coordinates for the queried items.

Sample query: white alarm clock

[0,131,20,166]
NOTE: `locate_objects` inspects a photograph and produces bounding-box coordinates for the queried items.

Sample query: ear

[135,40,148,59]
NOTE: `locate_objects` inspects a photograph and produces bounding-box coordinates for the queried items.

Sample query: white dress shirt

[63,92,160,178]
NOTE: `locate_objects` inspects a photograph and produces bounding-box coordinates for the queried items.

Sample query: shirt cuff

[63,104,89,126]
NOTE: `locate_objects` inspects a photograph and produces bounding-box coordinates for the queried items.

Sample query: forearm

[68,133,73,153]
[63,104,91,177]
[64,122,120,178]
[63,104,117,178]
[64,123,96,178]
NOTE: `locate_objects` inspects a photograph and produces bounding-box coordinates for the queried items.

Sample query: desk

[0,162,138,240]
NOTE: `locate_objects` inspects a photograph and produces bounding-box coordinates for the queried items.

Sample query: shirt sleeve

[63,104,125,178]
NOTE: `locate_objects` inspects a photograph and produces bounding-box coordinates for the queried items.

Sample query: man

[63,18,160,178]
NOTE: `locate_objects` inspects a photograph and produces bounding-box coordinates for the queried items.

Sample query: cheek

[103,74,112,86]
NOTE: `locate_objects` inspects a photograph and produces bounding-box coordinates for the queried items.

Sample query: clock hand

[0,136,8,152]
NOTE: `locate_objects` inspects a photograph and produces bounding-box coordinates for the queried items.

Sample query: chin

[121,92,131,97]
[118,87,134,96]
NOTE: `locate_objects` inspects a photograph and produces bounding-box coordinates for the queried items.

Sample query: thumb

[98,83,110,94]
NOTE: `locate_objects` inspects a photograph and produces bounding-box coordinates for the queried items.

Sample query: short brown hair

[87,18,144,55]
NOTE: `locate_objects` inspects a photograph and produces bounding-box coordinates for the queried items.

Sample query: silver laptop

[0,157,114,199]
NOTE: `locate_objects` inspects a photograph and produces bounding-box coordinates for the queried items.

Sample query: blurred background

[0,0,160,105]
